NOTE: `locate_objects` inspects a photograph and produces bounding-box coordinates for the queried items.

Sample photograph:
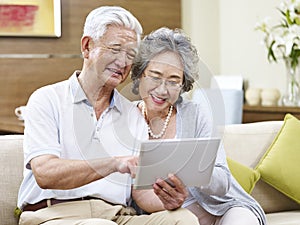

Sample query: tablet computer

[133,137,221,189]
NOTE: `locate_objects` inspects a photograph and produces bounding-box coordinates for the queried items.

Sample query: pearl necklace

[141,102,173,139]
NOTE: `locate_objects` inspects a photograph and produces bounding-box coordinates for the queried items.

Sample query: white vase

[281,59,300,107]
[261,88,280,106]
[245,88,262,106]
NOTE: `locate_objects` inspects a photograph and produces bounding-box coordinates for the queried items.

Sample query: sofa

[0,120,300,225]
[223,120,300,224]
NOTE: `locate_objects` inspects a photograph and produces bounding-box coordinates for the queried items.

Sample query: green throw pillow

[227,157,260,193]
[256,113,300,203]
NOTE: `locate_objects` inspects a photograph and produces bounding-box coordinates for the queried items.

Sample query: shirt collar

[70,71,87,103]
[111,89,122,112]
[69,70,122,112]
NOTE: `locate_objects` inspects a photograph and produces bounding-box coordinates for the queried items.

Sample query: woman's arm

[132,174,188,212]
[199,151,231,196]
[195,103,231,196]
[132,189,164,213]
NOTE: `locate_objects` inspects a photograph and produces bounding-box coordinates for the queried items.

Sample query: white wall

[182,0,287,94]
[181,0,219,88]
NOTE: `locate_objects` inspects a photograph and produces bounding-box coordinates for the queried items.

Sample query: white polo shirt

[17,71,148,209]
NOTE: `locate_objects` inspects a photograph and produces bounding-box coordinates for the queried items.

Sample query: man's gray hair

[83,6,143,44]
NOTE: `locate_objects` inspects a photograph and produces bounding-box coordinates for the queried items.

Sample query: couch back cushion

[223,121,283,167]
[0,135,24,225]
[223,121,300,213]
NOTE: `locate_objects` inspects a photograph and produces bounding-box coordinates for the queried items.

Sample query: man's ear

[81,36,91,58]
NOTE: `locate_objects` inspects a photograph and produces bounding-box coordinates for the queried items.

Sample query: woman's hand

[153,173,188,210]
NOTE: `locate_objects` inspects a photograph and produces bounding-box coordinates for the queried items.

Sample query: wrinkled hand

[153,173,188,210]
[114,156,138,178]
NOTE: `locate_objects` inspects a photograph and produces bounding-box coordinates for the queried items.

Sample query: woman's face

[139,51,184,112]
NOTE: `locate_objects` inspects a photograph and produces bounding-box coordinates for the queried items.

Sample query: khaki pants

[19,199,199,225]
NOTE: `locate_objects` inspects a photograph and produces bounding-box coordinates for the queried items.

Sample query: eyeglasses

[101,44,137,61]
[143,74,183,91]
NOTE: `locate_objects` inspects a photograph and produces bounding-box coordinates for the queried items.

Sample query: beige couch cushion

[266,211,300,225]
[252,180,300,213]
[0,135,24,225]
[223,121,283,168]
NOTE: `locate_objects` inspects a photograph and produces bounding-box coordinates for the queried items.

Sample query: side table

[242,104,300,123]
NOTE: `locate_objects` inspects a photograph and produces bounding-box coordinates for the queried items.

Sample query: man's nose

[115,51,128,68]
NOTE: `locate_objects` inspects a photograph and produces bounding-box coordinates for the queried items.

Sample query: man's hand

[153,173,188,210]
[114,156,138,178]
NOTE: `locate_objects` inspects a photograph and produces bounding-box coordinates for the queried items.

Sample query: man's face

[86,25,138,88]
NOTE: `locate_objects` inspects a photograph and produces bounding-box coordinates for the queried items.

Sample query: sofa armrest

[0,135,24,225]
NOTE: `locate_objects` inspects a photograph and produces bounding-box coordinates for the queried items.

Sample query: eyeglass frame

[142,73,183,91]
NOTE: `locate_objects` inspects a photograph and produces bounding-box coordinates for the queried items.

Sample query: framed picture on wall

[0,0,61,37]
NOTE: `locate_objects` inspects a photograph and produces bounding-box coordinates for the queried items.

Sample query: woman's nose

[155,80,168,94]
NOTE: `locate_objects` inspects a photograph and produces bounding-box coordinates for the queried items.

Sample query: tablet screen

[133,137,220,189]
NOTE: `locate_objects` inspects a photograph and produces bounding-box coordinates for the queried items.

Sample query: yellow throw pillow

[227,157,260,193]
[256,113,300,203]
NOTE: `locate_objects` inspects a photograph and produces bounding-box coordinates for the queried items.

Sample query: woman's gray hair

[131,27,199,95]
[83,6,143,44]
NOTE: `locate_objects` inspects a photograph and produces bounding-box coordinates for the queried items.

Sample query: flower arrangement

[255,0,300,70]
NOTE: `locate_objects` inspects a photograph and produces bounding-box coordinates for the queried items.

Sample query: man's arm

[31,154,137,189]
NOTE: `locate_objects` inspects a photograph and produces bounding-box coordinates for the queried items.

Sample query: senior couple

[17,5,266,225]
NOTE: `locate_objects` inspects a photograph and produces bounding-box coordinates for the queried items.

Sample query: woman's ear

[81,36,90,58]
[132,78,140,95]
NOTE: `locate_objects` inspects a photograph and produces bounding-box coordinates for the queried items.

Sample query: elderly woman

[130,27,266,225]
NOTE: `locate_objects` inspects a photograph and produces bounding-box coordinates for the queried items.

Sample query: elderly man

[17,6,199,225]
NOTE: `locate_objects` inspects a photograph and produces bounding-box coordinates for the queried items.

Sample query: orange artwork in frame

[0,0,61,37]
